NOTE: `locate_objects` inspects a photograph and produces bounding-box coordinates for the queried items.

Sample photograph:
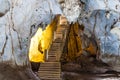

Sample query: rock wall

[0,0,120,69]
[0,0,62,67]
[60,0,120,66]
[61,22,98,62]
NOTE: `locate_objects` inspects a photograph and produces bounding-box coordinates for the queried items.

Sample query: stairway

[38,62,61,80]
[38,39,62,80]
[38,15,68,80]
[48,42,61,62]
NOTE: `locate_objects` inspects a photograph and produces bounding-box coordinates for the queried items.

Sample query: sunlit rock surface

[29,16,58,63]
[60,0,120,66]
[0,0,62,66]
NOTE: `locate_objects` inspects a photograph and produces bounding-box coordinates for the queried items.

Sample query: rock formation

[0,0,120,79]
[0,0,62,80]
[59,0,120,66]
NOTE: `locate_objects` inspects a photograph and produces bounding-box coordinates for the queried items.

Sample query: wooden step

[39,68,60,71]
[40,65,60,67]
[55,34,63,39]
[39,62,60,65]
[56,26,66,29]
[54,39,63,43]
[55,30,65,33]
[50,45,60,48]
[49,48,62,52]
[47,55,57,58]
[48,56,56,58]
[48,53,57,55]
[40,77,62,80]
[50,46,60,49]
[47,59,56,62]
[49,48,60,51]
[39,71,60,74]
[39,72,61,79]
[51,43,61,47]
[38,62,61,80]
[48,51,60,54]
[39,74,61,79]
[60,25,68,28]
[51,45,61,47]
[48,55,56,57]
[56,28,66,33]
[39,75,61,78]
[55,31,63,34]
[49,50,61,53]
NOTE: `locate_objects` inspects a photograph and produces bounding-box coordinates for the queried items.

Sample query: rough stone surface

[0,0,120,79]
[0,0,62,66]
[59,0,120,66]
[63,0,81,22]
[0,0,62,79]
[0,0,10,17]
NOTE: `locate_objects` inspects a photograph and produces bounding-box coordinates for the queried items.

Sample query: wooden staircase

[38,62,61,80]
[38,15,68,80]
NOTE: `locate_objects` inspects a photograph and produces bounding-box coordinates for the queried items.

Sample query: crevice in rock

[10,1,22,50]
[110,19,118,29]
[58,0,65,4]
[0,13,5,17]
[0,35,8,56]
[93,11,98,35]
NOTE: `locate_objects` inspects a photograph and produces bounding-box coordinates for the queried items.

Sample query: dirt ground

[0,57,120,80]
[0,63,40,80]
[62,72,120,80]
[62,62,120,80]
[61,55,120,80]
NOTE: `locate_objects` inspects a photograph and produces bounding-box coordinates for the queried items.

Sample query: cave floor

[61,57,120,80]
[62,71,120,80]
[0,63,40,80]
[62,62,120,80]
[0,63,120,80]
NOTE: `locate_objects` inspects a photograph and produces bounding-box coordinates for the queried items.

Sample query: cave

[28,15,119,80]
[0,0,120,80]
